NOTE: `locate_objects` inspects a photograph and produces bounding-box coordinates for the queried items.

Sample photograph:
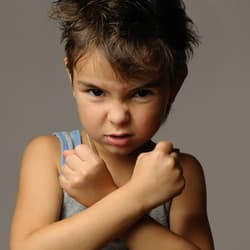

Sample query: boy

[10,1,214,249]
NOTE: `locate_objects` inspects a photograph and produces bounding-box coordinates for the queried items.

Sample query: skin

[9,49,214,250]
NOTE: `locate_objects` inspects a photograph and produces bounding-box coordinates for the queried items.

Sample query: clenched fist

[59,144,117,207]
[127,141,185,211]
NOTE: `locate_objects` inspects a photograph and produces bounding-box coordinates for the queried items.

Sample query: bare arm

[10,138,212,250]
[10,138,181,250]
[168,154,214,250]
[121,216,200,250]
[60,142,204,250]
[119,154,214,250]
[10,136,145,250]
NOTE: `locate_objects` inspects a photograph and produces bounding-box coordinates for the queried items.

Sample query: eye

[88,88,104,97]
[134,89,153,98]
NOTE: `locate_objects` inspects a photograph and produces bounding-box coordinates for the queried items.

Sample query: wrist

[123,180,153,213]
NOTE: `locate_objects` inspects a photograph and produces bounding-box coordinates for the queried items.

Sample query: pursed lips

[107,134,131,137]
[104,134,133,146]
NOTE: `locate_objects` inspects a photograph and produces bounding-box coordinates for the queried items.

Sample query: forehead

[75,49,118,82]
[74,49,167,88]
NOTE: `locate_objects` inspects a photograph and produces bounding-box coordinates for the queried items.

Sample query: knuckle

[61,165,70,176]
[175,171,183,182]
[75,171,86,184]
[65,154,75,164]
[66,173,85,189]
[167,156,175,166]
[177,179,186,195]
[94,157,104,166]
[75,144,86,153]
[170,152,178,159]
[72,176,81,186]
[137,152,146,160]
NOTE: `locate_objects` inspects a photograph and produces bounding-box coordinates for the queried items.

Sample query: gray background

[1,0,249,249]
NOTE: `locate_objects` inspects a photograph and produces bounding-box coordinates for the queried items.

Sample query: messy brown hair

[50,0,199,83]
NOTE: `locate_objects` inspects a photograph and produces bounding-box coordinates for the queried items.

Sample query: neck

[98,140,155,186]
[81,130,155,186]
[98,139,155,163]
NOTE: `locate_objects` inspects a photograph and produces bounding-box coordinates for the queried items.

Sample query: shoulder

[180,153,206,185]
[170,152,208,219]
[21,134,61,172]
[24,134,60,154]
[168,153,214,249]
[10,134,63,243]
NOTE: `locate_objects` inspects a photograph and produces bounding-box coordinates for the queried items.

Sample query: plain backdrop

[1,1,249,249]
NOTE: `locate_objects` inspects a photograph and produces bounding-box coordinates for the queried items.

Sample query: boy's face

[69,49,172,156]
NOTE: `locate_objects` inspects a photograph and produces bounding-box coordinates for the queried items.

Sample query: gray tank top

[53,130,170,250]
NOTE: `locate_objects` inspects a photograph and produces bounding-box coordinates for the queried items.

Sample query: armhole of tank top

[53,131,74,166]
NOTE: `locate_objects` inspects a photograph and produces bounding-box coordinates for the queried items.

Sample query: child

[10,0,214,249]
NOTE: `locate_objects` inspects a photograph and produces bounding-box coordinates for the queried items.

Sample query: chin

[104,140,152,157]
[105,145,135,156]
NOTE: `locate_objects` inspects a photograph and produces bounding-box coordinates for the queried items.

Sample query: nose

[107,102,130,125]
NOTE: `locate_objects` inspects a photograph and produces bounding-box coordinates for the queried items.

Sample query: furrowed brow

[77,80,162,90]
[77,81,100,88]
[135,80,162,89]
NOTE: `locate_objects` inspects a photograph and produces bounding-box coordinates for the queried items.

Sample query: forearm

[11,185,144,250]
[121,216,200,250]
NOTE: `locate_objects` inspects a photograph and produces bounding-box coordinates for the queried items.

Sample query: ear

[169,64,188,104]
[64,57,75,96]
[64,57,72,82]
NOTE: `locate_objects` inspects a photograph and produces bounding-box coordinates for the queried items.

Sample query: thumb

[86,134,100,156]
[154,141,173,153]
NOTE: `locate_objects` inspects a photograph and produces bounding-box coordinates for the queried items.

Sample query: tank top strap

[70,129,82,148]
[53,130,81,165]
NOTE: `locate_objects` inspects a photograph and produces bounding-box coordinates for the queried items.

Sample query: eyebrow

[77,81,100,88]
[77,80,162,89]
[138,81,162,89]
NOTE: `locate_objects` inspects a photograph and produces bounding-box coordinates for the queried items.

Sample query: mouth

[105,134,132,147]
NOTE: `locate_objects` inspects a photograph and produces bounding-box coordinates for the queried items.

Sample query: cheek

[75,100,103,126]
[149,98,169,121]
[134,103,167,134]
